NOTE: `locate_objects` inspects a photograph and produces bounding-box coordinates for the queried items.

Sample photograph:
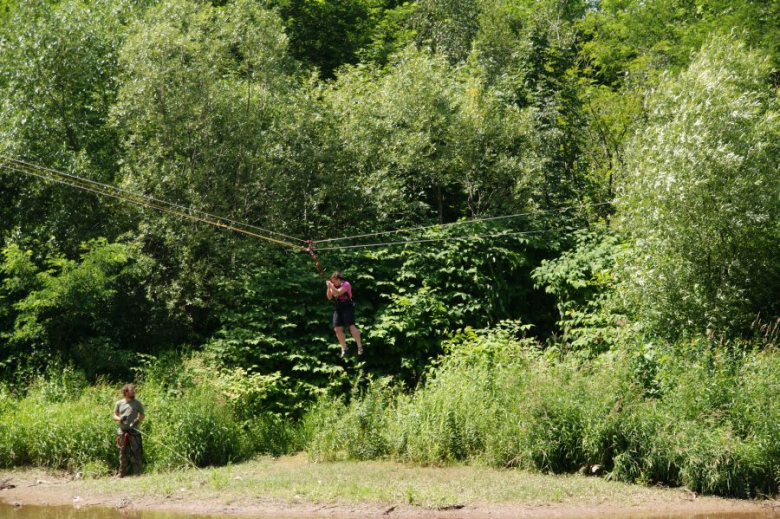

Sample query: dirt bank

[1,457,778,518]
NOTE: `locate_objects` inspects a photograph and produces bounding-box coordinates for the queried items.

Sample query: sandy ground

[1,469,779,518]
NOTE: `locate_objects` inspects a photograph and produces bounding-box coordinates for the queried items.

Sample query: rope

[306,239,326,281]
[116,431,131,450]
[314,226,591,251]
[312,202,612,244]
[0,156,307,243]
[134,428,205,473]
[1,155,606,257]
[0,158,307,251]
[115,419,205,473]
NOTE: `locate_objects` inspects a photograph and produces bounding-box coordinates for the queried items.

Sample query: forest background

[0,0,778,500]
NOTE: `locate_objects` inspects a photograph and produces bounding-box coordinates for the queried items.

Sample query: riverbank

[1,455,778,518]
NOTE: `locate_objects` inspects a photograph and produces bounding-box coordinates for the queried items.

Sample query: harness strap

[116,432,130,449]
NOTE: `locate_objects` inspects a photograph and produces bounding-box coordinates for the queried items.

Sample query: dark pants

[117,431,143,476]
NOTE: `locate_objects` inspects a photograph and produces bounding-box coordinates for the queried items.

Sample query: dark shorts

[333,301,355,328]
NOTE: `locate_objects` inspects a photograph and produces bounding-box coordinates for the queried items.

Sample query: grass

[0,366,296,473]
[304,332,780,498]
[63,454,699,509]
[2,330,778,501]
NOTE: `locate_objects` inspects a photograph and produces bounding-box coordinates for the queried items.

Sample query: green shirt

[115,398,144,433]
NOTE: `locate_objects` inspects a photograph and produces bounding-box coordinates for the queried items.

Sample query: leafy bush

[303,377,394,462]
[617,34,779,338]
[0,240,160,381]
[532,230,628,356]
[1,385,117,470]
[143,385,249,469]
[301,325,780,497]
[0,358,302,471]
[301,396,348,462]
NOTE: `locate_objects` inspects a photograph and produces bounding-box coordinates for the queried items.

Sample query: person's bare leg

[334,327,347,357]
[349,325,363,355]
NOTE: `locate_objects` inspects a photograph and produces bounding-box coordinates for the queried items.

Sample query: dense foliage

[0,0,777,498]
[303,325,780,497]
[617,36,779,337]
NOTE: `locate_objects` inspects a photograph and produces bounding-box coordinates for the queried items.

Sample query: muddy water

[0,503,775,519]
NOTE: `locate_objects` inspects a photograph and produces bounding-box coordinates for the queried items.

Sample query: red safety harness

[116,431,130,449]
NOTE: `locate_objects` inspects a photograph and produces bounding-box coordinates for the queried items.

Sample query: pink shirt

[336,281,352,302]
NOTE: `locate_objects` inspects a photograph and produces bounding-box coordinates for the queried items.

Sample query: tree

[579,0,780,87]
[616,34,779,337]
[0,0,136,251]
[473,0,592,209]
[271,0,413,77]
[325,46,548,229]
[412,0,480,62]
[576,0,780,221]
[325,48,466,225]
[111,0,319,328]
[0,240,160,380]
[0,0,17,26]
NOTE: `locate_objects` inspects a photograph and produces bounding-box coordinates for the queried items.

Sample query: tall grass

[0,382,117,471]
[303,327,780,498]
[1,331,777,499]
[0,360,300,474]
[302,378,395,462]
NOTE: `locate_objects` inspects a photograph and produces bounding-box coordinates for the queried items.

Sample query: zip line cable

[0,155,307,245]
[2,155,308,244]
[5,155,308,243]
[312,201,612,244]
[4,162,305,251]
[2,155,605,256]
[0,160,306,251]
[314,226,593,251]
[134,428,205,473]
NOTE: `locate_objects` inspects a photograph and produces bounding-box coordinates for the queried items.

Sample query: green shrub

[301,397,348,462]
[302,378,394,462]
[5,385,116,470]
[243,412,302,457]
[300,326,780,498]
[1,328,777,500]
[141,385,250,470]
[0,372,261,472]
[617,34,780,338]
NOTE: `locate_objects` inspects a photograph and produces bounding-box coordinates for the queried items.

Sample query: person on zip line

[326,271,363,358]
[113,383,145,477]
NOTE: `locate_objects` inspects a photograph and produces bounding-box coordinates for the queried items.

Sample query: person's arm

[329,284,349,297]
[326,281,334,300]
[113,403,122,422]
